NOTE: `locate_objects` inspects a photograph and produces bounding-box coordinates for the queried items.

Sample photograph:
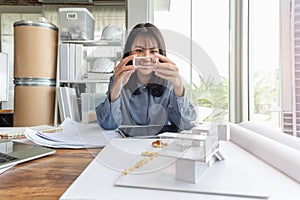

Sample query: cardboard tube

[230,124,300,183]
[13,85,55,127]
[239,121,300,151]
[14,22,58,79]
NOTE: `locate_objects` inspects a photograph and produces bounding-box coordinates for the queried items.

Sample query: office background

[0,0,298,137]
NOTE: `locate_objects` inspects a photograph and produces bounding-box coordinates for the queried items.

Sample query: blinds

[285,0,300,136]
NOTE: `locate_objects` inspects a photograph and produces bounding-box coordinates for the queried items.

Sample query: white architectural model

[157,124,228,183]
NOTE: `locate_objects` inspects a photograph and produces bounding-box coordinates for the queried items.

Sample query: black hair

[123,23,168,97]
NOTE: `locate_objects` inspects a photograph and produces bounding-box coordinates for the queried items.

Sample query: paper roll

[239,121,300,151]
[230,124,300,183]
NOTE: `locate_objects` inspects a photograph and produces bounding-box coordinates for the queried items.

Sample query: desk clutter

[0,118,117,148]
[61,122,300,200]
[24,118,117,148]
[2,120,300,199]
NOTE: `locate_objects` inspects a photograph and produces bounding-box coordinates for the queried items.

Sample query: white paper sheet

[25,118,119,148]
[113,140,270,199]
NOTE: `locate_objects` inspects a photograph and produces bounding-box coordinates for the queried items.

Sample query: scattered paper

[25,118,119,148]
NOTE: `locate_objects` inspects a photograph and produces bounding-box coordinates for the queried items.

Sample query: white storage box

[81,93,106,123]
[59,8,95,40]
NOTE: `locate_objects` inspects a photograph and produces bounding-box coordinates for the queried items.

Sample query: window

[248,0,280,127]
[154,0,281,128]
[154,0,230,124]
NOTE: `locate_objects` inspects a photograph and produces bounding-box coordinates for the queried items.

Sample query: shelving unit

[54,40,123,125]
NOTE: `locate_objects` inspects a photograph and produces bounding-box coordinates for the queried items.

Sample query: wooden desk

[0,148,101,199]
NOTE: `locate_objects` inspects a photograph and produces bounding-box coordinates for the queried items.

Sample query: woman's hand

[153,53,184,97]
[110,55,136,102]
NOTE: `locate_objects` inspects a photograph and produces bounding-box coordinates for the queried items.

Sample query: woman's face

[131,34,159,76]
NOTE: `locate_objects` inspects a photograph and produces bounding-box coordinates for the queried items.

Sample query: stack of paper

[25,118,119,148]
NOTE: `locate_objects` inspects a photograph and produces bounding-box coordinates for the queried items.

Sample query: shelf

[61,39,123,46]
[59,80,109,84]
[55,40,120,126]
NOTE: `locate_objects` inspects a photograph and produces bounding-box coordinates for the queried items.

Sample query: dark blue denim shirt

[96,76,197,131]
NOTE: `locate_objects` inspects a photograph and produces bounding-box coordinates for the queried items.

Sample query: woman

[96,23,196,134]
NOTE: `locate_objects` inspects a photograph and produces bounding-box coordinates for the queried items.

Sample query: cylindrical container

[14,20,58,79]
[13,20,58,127]
[13,78,56,127]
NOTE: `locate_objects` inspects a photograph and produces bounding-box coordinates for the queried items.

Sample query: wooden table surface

[0,148,101,199]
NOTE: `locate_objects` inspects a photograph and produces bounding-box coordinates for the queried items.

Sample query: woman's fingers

[115,65,135,77]
[153,62,178,80]
[153,54,183,90]
[114,54,136,78]
[155,53,175,65]
[154,66,176,77]
[115,54,136,69]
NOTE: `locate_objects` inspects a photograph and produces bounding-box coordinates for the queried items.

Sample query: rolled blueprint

[230,124,300,183]
[239,121,300,151]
